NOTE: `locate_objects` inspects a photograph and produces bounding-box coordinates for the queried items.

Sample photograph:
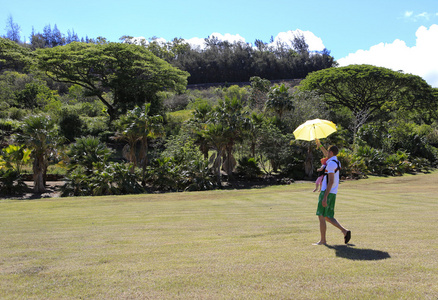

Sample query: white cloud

[403,10,437,22]
[416,12,431,20]
[269,29,326,52]
[338,24,438,87]
[404,11,413,18]
[184,36,206,49]
[209,32,246,44]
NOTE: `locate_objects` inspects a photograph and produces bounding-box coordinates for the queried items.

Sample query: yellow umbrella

[293,119,337,141]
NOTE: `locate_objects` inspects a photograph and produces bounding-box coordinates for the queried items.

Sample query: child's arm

[315,138,328,157]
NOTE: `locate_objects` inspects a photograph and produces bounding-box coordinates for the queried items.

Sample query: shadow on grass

[326,244,391,261]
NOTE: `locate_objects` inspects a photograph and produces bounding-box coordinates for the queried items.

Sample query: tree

[202,123,229,184]
[4,15,21,43]
[0,37,35,71]
[299,64,437,141]
[248,76,271,110]
[14,80,58,109]
[207,97,248,179]
[188,102,213,160]
[14,115,59,193]
[114,104,164,177]
[265,84,294,119]
[51,24,64,47]
[36,42,189,120]
[291,33,309,55]
[42,24,52,47]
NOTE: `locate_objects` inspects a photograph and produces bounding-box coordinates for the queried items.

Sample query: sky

[2,0,438,87]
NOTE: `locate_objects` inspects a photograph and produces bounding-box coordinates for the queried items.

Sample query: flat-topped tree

[36,42,189,121]
[299,64,437,142]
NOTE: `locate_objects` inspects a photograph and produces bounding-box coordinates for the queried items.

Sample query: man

[313,144,351,245]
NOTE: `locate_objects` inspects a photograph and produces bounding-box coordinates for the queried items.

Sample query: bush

[145,134,215,192]
[0,119,21,132]
[8,107,28,120]
[383,151,411,176]
[62,136,143,196]
[337,149,367,179]
[58,110,85,143]
[82,116,110,137]
[79,101,106,117]
[236,157,262,179]
[163,93,189,111]
[62,162,143,197]
[0,169,27,195]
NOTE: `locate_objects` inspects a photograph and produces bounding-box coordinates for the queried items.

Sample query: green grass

[1,172,437,299]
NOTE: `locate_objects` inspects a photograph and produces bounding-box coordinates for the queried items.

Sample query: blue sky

[2,0,438,86]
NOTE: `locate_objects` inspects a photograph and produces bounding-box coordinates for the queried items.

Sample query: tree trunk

[33,155,46,193]
[304,145,314,179]
[139,138,149,185]
[200,143,209,161]
[223,144,236,179]
[211,150,223,186]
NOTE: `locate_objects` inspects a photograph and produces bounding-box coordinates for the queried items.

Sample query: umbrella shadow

[325,244,391,261]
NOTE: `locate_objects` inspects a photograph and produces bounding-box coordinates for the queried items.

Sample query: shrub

[0,169,27,195]
[58,110,85,143]
[337,149,367,179]
[383,151,411,176]
[0,119,21,132]
[145,134,215,192]
[8,107,28,120]
[236,157,262,179]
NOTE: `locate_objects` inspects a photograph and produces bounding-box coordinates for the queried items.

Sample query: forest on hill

[1,17,438,197]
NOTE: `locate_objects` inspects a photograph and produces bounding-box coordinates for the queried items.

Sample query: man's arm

[315,138,328,157]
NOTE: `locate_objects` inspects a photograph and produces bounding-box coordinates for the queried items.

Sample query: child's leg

[313,176,323,192]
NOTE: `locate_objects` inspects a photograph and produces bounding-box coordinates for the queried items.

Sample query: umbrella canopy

[293,119,337,141]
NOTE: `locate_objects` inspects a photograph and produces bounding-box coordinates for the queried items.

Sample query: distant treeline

[123,35,337,85]
[4,15,336,84]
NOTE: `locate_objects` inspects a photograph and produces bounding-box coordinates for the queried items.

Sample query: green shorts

[316,191,336,218]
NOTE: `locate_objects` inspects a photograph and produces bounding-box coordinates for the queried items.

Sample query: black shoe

[344,231,351,244]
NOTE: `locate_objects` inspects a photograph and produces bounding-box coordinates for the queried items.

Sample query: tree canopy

[0,37,35,72]
[36,42,189,119]
[299,64,437,136]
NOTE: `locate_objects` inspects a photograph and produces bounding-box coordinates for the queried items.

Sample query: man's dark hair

[328,145,339,156]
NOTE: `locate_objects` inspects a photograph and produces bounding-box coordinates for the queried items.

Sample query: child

[313,138,329,192]
[313,157,328,192]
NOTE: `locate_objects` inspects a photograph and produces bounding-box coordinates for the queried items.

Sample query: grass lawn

[1,172,437,299]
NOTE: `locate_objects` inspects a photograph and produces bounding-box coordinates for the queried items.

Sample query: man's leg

[314,215,327,245]
[326,217,351,243]
[325,217,347,234]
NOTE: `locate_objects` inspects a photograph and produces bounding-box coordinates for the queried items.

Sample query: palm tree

[136,104,164,177]
[114,111,143,171]
[202,123,228,185]
[209,97,248,178]
[114,104,164,178]
[67,136,113,174]
[189,102,213,160]
[15,115,59,193]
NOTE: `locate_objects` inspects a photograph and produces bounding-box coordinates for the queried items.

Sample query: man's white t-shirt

[321,156,341,194]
